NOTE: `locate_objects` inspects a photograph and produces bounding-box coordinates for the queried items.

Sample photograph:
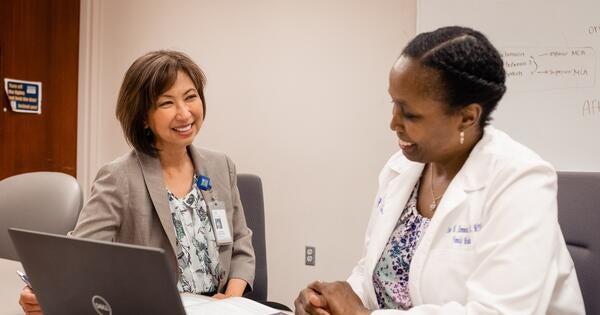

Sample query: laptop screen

[9,228,186,315]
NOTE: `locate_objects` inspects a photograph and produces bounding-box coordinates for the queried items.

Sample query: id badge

[208,201,233,245]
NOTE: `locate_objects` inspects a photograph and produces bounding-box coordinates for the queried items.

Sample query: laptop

[9,228,187,315]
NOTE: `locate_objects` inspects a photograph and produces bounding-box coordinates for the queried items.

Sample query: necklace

[430,164,442,211]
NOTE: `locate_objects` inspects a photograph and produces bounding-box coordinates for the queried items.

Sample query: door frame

[77,0,103,198]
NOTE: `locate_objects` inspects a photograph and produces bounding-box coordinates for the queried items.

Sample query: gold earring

[460,131,465,144]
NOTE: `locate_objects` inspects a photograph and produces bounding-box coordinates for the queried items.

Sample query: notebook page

[184,296,281,315]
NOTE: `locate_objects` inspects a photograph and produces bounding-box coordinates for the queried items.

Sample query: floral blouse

[372,181,430,310]
[168,174,220,294]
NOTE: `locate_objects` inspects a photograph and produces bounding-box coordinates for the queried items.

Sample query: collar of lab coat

[386,126,497,193]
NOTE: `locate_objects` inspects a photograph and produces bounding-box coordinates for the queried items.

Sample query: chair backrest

[0,171,83,260]
[557,171,600,315]
[237,174,268,301]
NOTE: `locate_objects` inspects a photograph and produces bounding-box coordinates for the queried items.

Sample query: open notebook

[182,294,287,314]
[9,228,285,315]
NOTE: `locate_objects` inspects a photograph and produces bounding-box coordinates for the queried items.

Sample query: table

[0,257,25,315]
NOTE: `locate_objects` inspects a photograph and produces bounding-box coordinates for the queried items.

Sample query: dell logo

[91,295,112,315]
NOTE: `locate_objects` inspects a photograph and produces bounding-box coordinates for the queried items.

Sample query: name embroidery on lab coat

[447,224,482,248]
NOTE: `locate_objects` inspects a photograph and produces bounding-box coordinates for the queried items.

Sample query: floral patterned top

[372,181,430,310]
[168,174,220,294]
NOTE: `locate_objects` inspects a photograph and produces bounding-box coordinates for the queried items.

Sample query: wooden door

[0,0,80,180]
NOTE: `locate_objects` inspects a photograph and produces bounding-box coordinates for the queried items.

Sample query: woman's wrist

[224,278,247,297]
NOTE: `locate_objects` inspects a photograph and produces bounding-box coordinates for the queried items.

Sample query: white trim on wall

[77,0,102,198]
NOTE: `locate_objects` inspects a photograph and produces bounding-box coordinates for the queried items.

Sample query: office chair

[557,171,600,315]
[236,174,292,311]
[237,174,268,301]
[0,171,83,261]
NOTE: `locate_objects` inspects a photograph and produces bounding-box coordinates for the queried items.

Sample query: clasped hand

[294,281,371,315]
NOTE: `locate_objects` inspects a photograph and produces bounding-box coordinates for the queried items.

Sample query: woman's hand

[308,281,370,315]
[19,286,43,315]
[212,293,229,299]
[212,278,248,299]
[294,281,330,315]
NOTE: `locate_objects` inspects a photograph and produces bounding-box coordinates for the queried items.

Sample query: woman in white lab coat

[294,26,584,315]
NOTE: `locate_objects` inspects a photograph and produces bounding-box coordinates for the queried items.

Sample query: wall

[78,0,416,306]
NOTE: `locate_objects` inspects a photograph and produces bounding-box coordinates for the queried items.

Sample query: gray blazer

[70,145,255,293]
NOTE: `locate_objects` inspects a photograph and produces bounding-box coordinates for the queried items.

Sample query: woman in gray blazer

[20,50,255,314]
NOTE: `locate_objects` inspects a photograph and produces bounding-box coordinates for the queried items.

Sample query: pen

[16,270,33,290]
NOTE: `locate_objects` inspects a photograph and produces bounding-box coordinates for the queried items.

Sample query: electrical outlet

[305,246,316,266]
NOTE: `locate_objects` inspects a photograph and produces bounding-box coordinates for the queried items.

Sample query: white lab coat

[347,126,585,314]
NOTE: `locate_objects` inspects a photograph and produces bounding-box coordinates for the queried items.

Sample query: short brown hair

[115,50,207,157]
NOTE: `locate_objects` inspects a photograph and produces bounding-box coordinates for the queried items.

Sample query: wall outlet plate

[305,246,315,266]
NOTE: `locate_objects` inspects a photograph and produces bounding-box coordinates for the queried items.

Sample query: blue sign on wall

[3,78,43,114]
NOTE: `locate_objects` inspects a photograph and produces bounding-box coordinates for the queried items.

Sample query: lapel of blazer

[135,150,178,255]
[188,146,218,204]
[188,146,229,290]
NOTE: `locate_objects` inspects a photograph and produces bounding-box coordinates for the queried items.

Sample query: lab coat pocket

[420,249,475,304]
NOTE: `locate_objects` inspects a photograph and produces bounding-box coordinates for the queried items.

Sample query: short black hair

[402,26,506,128]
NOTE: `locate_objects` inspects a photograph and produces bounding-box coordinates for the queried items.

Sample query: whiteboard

[417,0,600,171]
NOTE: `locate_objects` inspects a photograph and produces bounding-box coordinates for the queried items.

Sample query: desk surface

[0,258,25,315]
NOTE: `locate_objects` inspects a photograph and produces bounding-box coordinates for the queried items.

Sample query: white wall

[78,0,416,307]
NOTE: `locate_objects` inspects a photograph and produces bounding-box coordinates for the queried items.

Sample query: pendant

[430,200,437,210]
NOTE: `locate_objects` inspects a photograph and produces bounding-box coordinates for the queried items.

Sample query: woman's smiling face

[388,57,464,164]
[147,70,204,153]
